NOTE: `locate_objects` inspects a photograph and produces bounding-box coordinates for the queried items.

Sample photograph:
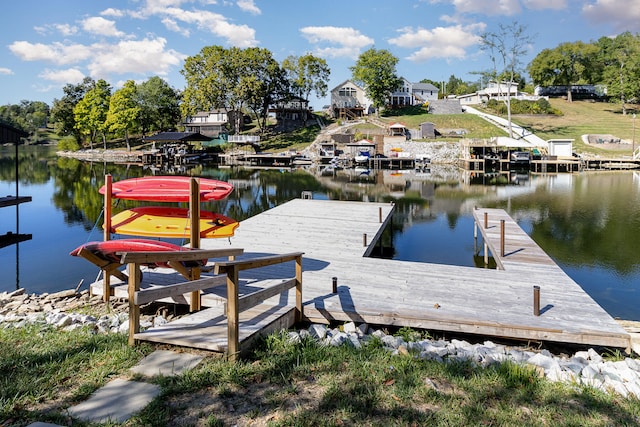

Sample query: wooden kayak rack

[117,248,304,361]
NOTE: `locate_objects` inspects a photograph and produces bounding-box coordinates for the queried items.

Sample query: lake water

[1,145,639,321]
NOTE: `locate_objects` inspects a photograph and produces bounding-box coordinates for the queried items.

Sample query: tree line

[4,28,640,147]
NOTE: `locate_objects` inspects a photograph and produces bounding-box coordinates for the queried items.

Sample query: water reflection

[1,145,639,320]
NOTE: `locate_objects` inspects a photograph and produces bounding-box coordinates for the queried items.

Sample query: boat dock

[92,199,630,354]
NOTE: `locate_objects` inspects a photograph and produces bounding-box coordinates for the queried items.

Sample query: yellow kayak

[109,206,239,239]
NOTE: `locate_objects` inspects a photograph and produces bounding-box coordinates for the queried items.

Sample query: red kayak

[70,238,206,268]
[99,176,233,202]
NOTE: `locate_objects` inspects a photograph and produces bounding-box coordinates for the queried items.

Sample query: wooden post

[128,262,140,346]
[363,233,367,247]
[295,254,303,323]
[332,276,338,293]
[484,212,488,228]
[189,178,201,311]
[533,286,540,316]
[226,265,240,362]
[102,174,112,302]
[484,241,488,265]
[378,207,382,223]
[500,219,505,257]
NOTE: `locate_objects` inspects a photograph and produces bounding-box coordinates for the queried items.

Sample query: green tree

[480,22,534,137]
[240,48,287,134]
[106,80,140,151]
[136,76,181,135]
[73,79,111,149]
[528,41,599,102]
[50,77,95,142]
[182,46,279,134]
[282,54,330,125]
[350,48,403,112]
[597,32,640,115]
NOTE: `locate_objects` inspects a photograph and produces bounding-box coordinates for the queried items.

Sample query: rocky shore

[3,287,640,400]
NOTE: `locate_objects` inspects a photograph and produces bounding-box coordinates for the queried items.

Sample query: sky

[2,0,640,111]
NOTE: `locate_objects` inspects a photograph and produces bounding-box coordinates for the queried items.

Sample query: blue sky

[2,0,639,110]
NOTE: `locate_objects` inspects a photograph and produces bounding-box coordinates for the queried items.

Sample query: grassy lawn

[2,324,640,426]
[511,99,639,156]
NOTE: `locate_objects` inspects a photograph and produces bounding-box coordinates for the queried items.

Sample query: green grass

[2,325,640,426]
[511,99,639,156]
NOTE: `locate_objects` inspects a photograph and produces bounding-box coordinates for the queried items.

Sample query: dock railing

[117,248,303,361]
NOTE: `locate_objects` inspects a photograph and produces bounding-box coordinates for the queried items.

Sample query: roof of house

[412,82,439,92]
[142,132,212,142]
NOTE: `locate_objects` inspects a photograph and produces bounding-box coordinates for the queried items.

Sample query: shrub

[57,136,80,151]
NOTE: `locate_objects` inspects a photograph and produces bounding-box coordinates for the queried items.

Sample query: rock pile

[290,322,640,399]
[3,288,639,399]
[0,288,170,334]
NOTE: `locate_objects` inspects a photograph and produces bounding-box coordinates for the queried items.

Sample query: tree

[480,22,534,138]
[73,79,111,149]
[528,41,599,102]
[182,46,282,134]
[51,77,95,142]
[136,76,181,135]
[0,100,50,136]
[282,54,330,125]
[597,32,640,115]
[240,48,287,134]
[106,80,140,151]
[350,48,403,112]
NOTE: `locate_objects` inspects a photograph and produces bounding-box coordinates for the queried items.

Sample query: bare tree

[480,22,534,138]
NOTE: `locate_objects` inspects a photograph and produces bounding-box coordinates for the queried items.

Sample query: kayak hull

[109,206,239,239]
[69,238,205,268]
[99,176,233,202]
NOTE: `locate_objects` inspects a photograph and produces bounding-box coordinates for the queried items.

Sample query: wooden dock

[93,199,630,352]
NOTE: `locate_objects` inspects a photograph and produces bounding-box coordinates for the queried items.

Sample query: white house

[329,80,372,119]
[183,109,228,137]
[458,81,542,105]
[390,78,439,107]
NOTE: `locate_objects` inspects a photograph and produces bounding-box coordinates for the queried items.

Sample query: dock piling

[332,277,338,293]
[484,212,488,228]
[500,220,505,257]
[363,233,368,247]
[533,286,541,316]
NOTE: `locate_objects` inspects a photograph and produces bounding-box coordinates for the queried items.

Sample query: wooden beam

[134,275,227,306]
[77,247,128,282]
[234,278,296,313]
[118,248,244,264]
[189,177,201,311]
[295,254,303,323]
[214,252,304,274]
[128,262,141,346]
[226,265,240,362]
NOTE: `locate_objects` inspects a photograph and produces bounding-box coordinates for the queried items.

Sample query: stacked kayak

[71,175,237,273]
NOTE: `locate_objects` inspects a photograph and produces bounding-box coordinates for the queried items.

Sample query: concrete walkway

[27,350,204,426]
[464,105,548,147]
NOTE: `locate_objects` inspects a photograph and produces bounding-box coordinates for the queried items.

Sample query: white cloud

[583,0,640,32]
[431,0,521,16]
[0,67,14,75]
[162,17,191,36]
[82,16,125,37]
[300,26,374,59]
[8,41,93,65]
[38,68,85,84]
[161,7,258,46]
[522,0,567,10]
[237,0,261,15]
[388,24,484,62]
[55,23,79,36]
[86,37,186,78]
[101,8,125,17]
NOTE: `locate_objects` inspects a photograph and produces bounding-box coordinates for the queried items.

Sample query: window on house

[339,87,356,97]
